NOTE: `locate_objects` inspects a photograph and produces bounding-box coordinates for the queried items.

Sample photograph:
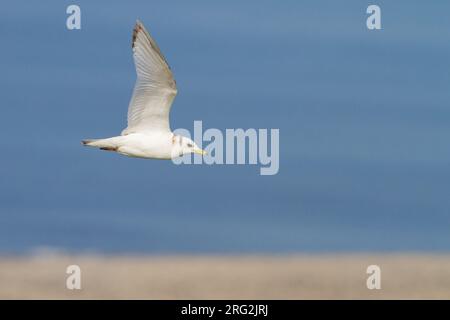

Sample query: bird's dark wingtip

[132,20,144,49]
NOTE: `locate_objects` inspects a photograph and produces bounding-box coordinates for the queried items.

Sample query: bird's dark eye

[187,143,193,148]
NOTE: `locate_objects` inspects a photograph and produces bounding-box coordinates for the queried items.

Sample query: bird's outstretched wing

[122,20,177,135]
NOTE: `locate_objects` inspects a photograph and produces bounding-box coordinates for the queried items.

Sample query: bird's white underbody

[83,132,204,160]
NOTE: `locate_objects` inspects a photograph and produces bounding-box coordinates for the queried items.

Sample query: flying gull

[82,20,206,159]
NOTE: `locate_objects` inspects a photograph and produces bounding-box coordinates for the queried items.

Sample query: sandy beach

[1,254,450,299]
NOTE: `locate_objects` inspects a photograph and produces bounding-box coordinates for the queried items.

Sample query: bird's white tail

[81,137,120,151]
[81,139,98,146]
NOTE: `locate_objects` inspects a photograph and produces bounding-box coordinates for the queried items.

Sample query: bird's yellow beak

[193,149,207,156]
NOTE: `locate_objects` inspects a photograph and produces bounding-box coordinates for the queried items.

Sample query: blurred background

[1,0,450,299]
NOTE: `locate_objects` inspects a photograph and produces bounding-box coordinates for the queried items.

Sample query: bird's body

[83,132,174,159]
[82,20,205,159]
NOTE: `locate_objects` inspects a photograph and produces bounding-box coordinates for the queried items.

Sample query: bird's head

[172,135,206,158]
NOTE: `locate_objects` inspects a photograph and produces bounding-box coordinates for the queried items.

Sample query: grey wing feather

[122,20,177,135]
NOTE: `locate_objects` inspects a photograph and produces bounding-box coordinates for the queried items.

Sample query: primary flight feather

[82,20,205,159]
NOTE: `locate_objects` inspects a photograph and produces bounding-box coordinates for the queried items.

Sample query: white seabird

[82,20,206,159]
